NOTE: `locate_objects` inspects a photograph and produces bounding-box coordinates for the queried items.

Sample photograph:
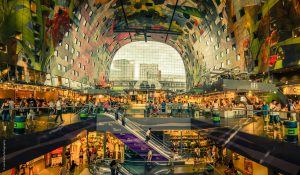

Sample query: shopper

[49,100,55,116]
[262,101,269,131]
[79,148,84,165]
[19,164,26,175]
[167,101,172,116]
[269,100,276,125]
[19,99,26,116]
[161,101,166,113]
[147,149,152,161]
[59,163,67,175]
[121,113,126,126]
[1,99,10,121]
[28,161,34,175]
[65,148,71,170]
[55,98,64,123]
[69,160,78,174]
[115,107,120,120]
[145,128,151,142]
[168,154,175,172]
[104,101,109,112]
[287,99,293,120]
[88,100,93,114]
[8,98,14,120]
[110,160,118,175]
[274,102,281,126]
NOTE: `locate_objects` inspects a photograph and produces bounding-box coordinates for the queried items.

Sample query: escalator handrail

[105,112,172,159]
[126,119,172,154]
[121,118,172,158]
[112,109,169,150]
[122,117,172,152]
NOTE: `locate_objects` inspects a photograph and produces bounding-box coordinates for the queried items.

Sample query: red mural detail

[99,73,106,87]
[199,29,204,35]
[269,55,278,66]
[49,8,71,47]
[152,25,164,30]
[194,19,199,26]
[117,33,130,41]
[243,39,249,48]
[109,21,115,35]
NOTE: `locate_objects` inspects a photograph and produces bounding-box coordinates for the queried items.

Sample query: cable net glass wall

[109,41,186,91]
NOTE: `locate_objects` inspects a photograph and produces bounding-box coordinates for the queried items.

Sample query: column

[103,131,107,158]
[180,131,183,154]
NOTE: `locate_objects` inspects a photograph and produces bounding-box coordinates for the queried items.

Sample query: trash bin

[284,120,298,143]
[14,116,26,134]
[212,111,220,125]
[194,110,200,119]
[79,109,88,120]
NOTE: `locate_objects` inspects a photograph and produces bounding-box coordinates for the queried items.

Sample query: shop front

[88,131,124,161]
[231,152,268,175]
[162,130,212,164]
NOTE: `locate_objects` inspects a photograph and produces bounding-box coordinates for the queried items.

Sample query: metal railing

[88,158,220,175]
[120,160,217,175]
[127,106,300,144]
[0,105,95,139]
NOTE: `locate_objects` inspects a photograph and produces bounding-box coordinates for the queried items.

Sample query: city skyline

[110,41,186,81]
[110,59,186,82]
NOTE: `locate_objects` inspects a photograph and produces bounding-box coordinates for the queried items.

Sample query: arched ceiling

[2,0,300,89]
[47,0,300,89]
[68,0,237,89]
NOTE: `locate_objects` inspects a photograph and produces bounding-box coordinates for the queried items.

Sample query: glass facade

[109,41,186,91]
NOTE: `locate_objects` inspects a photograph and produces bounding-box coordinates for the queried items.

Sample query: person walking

[269,100,276,126]
[121,112,126,126]
[167,101,172,116]
[145,128,151,142]
[168,154,175,172]
[79,148,84,165]
[65,148,71,170]
[193,147,201,172]
[1,99,10,121]
[104,101,109,112]
[55,98,64,123]
[161,101,166,113]
[8,98,14,121]
[147,149,152,161]
[59,163,67,175]
[262,101,269,131]
[69,160,78,175]
[287,99,296,121]
[110,160,118,175]
[49,100,55,116]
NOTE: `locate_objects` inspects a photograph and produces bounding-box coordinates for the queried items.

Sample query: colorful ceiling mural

[0,0,299,88]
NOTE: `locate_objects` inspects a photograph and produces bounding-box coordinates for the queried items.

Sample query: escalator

[114,133,167,161]
[104,113,175,161]
[277,87,288,104]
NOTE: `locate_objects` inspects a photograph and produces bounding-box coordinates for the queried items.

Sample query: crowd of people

[0,96,123,125]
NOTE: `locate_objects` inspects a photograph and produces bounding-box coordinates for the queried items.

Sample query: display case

[163,130,210,154]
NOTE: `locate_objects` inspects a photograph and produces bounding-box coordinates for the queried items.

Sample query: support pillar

[103,131,107,158]
[180,131,183,154]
